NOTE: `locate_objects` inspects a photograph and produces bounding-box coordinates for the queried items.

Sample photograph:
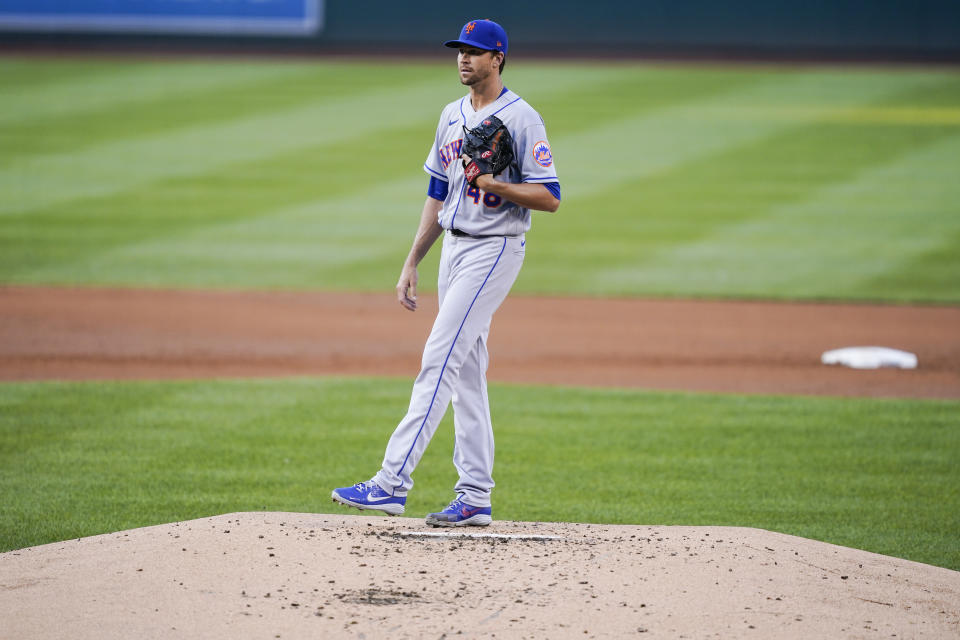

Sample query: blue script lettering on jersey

[438,139,464,171]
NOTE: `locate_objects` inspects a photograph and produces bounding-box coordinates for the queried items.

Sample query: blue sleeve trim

[542,181,561,201]
[423,164,447,181]
[428,176,449,201]
[522,176,559,183]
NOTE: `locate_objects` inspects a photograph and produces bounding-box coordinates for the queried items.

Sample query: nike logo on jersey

[448,118,459,126]
[438,138,463,170]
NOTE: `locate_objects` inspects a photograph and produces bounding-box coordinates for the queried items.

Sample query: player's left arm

[474,116,559,212]
[473,175,559,212]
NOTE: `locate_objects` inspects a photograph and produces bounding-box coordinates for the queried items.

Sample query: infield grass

[2,57,959,302]
[1,378,957,570]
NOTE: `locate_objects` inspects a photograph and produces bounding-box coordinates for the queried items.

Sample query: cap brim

[443,39,497,51]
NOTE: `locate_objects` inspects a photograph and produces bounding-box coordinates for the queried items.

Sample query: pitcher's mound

[2,512,957,639]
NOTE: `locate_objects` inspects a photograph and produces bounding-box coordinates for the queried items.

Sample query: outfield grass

[1,57,958,302]
[1,378,957,570]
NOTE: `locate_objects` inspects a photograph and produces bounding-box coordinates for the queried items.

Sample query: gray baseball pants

[374,231,525,507]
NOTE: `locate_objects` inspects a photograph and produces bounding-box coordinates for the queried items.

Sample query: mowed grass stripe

[520,74,960,297]
[713,104,960,125]
[0,63,441,163]
[60,174,429,289]
[14,68,763,288]
[564,110,956,288]
[0,120,432,285]
[5,67,920,281]
[0,59,322,127]
[2,60,958,302]
[864,227,960,301]
[0,62,638,217]
[5,63,931,218]
[707,71,960,125]
[0,74,453,216]
[553,69,949,199]
[0,57,161,93]
[523,65,766,137]
[0,64,668,287]
[598,130,960,301]
[1,378,957,570]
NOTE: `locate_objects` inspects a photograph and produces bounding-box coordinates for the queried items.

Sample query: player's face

[458,46,499,86]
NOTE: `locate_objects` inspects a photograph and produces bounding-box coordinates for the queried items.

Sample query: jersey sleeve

[515,119,558,184]
[423,111,449,182]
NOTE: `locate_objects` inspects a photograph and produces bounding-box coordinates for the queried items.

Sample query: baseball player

[332,18,560,527]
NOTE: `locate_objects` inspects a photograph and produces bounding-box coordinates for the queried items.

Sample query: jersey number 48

[466,186,503,209]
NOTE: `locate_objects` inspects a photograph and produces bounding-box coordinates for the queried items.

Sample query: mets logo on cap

[532,141,553,167]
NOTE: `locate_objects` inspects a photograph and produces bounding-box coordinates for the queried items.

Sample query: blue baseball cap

[444,19,508,55]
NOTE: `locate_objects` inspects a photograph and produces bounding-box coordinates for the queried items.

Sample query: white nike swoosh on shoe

[363,493,395,502]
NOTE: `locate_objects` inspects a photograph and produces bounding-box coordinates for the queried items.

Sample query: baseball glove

[461,115,514,186]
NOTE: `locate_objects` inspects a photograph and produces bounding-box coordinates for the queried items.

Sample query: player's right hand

[397,265,418,312]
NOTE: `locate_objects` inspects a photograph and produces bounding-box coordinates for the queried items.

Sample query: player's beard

[460,65,491,87]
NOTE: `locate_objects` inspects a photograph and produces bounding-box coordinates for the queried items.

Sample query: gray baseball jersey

[423,87,557,237]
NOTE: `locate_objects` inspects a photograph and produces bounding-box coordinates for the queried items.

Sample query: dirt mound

[2,286,958,397]
[1,512,957,639]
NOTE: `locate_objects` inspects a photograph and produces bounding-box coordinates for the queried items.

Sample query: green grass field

[1,379,958,569]
[1,57,959,569]
[2,57,959,301]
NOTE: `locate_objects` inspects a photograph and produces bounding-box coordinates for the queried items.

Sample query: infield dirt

[2,285,958,398]
[2,512,958,639]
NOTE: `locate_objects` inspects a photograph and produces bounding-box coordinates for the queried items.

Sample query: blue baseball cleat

[331,480,406,516]
[425,496,492,527]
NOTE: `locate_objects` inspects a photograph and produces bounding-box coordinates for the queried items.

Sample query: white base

[821,346,918,370]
